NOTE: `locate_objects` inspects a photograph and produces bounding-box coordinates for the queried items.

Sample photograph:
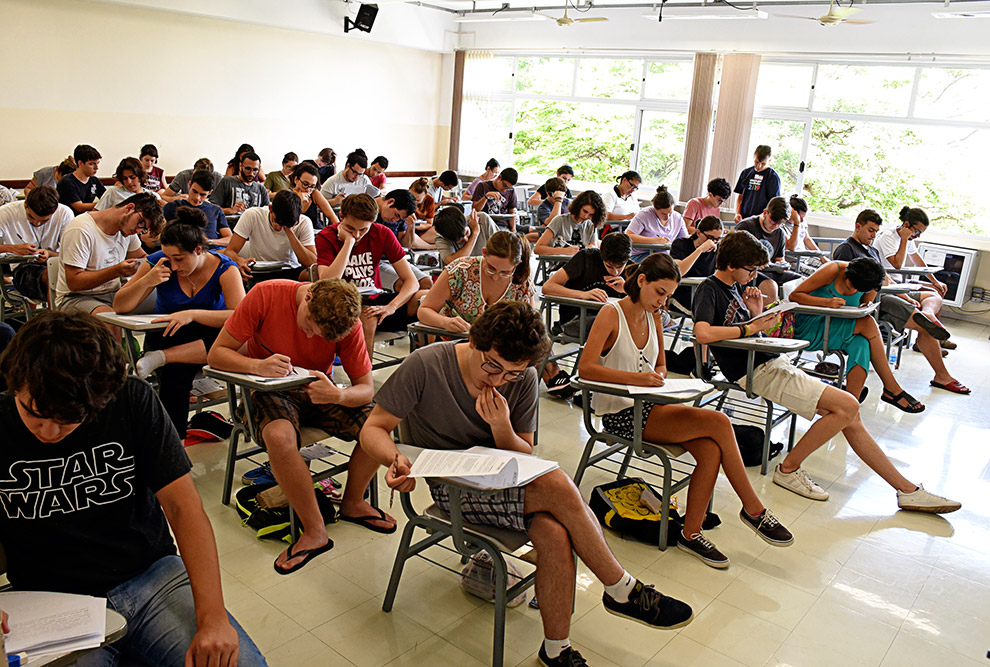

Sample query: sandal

[930,380,971,395]
[273,539,334,575]
[911,313,950,341]
[880,389,925,414]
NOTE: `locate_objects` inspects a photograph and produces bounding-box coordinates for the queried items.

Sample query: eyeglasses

[297,181,317,190]
[482,258,515,279]
[766,219,784,228]
[699,232,722,242]
[627,181,640,192]
[480,354,528,382]
[741,266,760,275]
[241,166,260,173]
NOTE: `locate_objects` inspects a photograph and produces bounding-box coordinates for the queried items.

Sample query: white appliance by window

[916,243,981,308]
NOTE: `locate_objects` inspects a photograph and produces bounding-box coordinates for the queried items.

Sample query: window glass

[463,56,514,94]
[643,61,693,100]
[750,118,806,198]
[914,67,990,123]
[575,58,643,99]
[636,111,688,199]
[459,100,513,174]
[516,57,574,96]
[813,64,913,116]
[755,63,815,109]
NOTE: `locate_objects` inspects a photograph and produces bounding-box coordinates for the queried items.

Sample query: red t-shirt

[315,223,405,289]
[371,173,386,190]
[222,279,371,378]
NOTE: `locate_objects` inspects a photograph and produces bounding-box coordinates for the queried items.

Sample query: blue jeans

[72,556,267,666]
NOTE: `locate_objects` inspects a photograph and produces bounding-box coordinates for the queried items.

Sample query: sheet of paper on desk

[626,378,712,396]
[358,285,383,296]
[250,261,289,270]
[243,367,316,384]
[461,446,559,487]
[101,313,162,326]
[739,301,796,325]
[408,447,558,489]
[0,591,106,656]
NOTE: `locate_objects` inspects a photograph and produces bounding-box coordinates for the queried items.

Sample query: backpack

[235,481,338,543]
[589,478,680,547]
[734,424,783,467]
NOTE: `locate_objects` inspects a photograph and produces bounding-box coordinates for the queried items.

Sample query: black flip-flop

[339,507,397,534]
[880,389,925,414]
[911,313,950,341]
[841,385,869,404]
[273,539,334,575]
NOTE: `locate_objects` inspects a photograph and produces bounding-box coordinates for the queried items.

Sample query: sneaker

[897,484,962,514]
[773,464,829,501]
[677,532,729,569]
[739,509,794,546]
[241,462,275,486]
[546,371,576,398]
[538,645,588,667]
[602,580,694,629]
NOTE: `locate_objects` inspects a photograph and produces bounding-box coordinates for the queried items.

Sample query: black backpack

[734,424,783,467]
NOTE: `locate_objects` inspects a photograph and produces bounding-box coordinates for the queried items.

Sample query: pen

[445,299,462,319]
[259,340,293,376]
[389,453,399,508]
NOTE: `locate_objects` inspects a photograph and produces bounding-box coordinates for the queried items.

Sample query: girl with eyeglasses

[601,170,642,223]
[291,162,339,230]
[579,253,794,569]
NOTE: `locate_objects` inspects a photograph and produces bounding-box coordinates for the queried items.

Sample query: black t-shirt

[670,236,716,279]
[832,237,881,263]
[57,174,106,214]
[691,276,778,383]
[0,378,192,596]
[736,216,785,261]
[162,200,229,240]
[733,167,780,219]
[559,248,622,322]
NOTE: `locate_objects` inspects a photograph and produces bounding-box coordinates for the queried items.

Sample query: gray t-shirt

[374,342,538,450]
[168,169,223,195]
[435,212,497,265]
[545,213,596,249]
[33,165,58,189]
[208,176,270,209]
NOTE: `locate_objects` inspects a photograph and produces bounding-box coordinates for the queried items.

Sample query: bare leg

[841,415,916,493]
[160,340,208,365]
[907,323,957,385]
[360,308,379,358]
[92,305,122,342]
[339,445,395,530]
[528,512,576,640]
[780,386,858,472]
[918,291,943,319]
[758,278,778,303]
[852,316,909,397]
[669,438,721,536]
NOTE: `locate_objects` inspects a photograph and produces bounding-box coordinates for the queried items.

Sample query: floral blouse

[439,255,535,323]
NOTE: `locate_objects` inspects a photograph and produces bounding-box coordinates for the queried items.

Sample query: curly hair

[307,279,362,341]
[0,311,126,424]
[470,301,551,367]
[114,156,147,186]
[568,190,606,229]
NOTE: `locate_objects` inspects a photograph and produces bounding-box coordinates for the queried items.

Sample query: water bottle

[888,346,897,366]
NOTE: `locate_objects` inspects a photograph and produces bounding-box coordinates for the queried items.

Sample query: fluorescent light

[455,13,547,23]
[931,10,990,17]
[641,8,767,20]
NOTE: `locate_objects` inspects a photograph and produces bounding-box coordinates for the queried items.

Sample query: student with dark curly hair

[96,157,161,210]
[534,190,606,256]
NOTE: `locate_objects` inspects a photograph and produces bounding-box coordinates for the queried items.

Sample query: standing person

[471,167,519,230]
[57,144,106,215]
[224,190,315,282]
[162,158,223,202]
[734,144,780,223]
[0,187,73,301]
[527,165,575,207]
[367,155,388,192]
[95,157,161,210]
[139,144,168,194]
[683,177,730,234]
[429,170,462,204]
[264,152,298,193]
[0,311,268,666]
[291,162,339,231]
[316,147,336,183]
[668,215,721,307]
[579,253,794,569]
[112,208,244,439]
[210,152,270,215]
[534,191,606,256]
[224,143,265,182]
[625,185,688,262]
[320,149,372,205]
[463,158,500,200]
[162,169,232,246]
[24,156,75,195]
[601,171,642,224]
[434,206,498,266]
[362,302,695,667]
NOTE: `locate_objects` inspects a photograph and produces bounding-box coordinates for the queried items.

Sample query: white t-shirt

[781,221,809,250]
[600,187,642,218]
[0,201,73,251]
[320,171,374,199]
[94,185,161,211]
[873,228,919,270]
[57,213,142,298]
[232,207,315,267]
[429,181,461,203]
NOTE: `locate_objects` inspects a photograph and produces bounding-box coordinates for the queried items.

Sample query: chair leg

[761,400,774,476]
[382,519,420,613]
[222,426,246,506]
[573,436,598,486]
[659,456,673,551]
[490,547,508,667]
[787,412,798,452]
[617,447,634,479]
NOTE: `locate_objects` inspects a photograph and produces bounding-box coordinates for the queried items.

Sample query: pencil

[258,340,293,376]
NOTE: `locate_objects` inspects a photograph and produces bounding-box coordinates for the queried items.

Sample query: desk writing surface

[536,254,573,263]
[203,365,316,391]
[886,266,936,276]
[707,336,811,352]
[630,242,672,252]
[789,302,878,318]
[94,312,168,331]
[541,294,611,310]
[0,252,43,265]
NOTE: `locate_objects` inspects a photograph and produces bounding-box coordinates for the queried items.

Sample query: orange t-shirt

[417,194,436,221]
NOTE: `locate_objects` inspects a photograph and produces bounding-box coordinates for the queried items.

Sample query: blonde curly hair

[307,279,362,341]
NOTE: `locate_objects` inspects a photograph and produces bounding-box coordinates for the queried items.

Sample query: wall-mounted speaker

[344,4,379,33]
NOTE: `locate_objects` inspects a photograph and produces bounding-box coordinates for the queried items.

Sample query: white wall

[0,0,455,180]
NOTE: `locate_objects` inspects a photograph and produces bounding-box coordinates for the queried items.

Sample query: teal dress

[793,279,870,375]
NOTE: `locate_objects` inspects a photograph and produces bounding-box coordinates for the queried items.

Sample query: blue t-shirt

[162,200,229,240]
[733,167,780,219]
[146,250,236,314]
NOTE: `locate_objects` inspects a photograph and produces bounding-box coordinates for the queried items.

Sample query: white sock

[542,638,571,659]
[603,570,636,602]
[136,350,166,379]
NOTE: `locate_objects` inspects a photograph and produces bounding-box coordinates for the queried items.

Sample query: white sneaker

[773,464,829,501]
[897,484,962,514]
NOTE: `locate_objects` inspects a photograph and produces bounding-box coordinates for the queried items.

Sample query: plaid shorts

[602,400,661,441]
[428,481,529,532]
[249,388,372,449]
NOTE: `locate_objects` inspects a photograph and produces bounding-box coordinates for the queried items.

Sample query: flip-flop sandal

[930,380,971,395]
[339,507,397,534]
[911,313,950,341]
[273,539,334,575]
[880,389,925,414]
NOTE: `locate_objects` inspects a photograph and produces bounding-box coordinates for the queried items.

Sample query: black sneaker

[546,371,576,397]
[677,531,730,569]
[602,580,694,629]
[739,509,794,546]
[538,645,588,667]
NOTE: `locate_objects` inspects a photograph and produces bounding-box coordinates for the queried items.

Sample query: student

[601,170,642,223]
[0,312,268,666]
[225,190,315,282]
[57,144,106,215]
[626,185,688,262]
[832,210,968,394]
[210,152,270,215]
[534,190,606,256]
[683,177,730,233]
[291,162,339,231]
[735,196,802,295]
[668,215,721,307]
[315,194,424,355]
[264,152,298,193]
[0,187,73,301]
[434,206,498,266]
[463,158,500,199]
[162,169,231,247]
[24,156,75,195]
[224,143,265,182]
[56,193,163,315]
[734,144,780,222]
[367,155,388,191]
[373,189,432,288]
[692,231,961,513]
[95,157,162,210]
[472,167,519,230]
[527,165,575,207]
[535,177,569,227]
[428,170,461,204]
[409,177,436,241]
[139,144,168,193]
[580,254,793,568]
[320,148,372,205]
[361,301,695,666]
[113,208,244,438]
[162,157,223,202]
[316,147,336,183]
[208,278,393,573]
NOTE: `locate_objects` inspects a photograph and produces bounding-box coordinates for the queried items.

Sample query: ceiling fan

[775,0,873,25]
[537,0,609,26]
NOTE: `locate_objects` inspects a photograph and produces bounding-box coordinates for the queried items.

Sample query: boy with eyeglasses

[360,301,695,667]
[162,169,231,246]
[735,196,802,297]
[209,152,270,215]
[683,177,731,234]
[320,148,373,206]
[224,190,315,282]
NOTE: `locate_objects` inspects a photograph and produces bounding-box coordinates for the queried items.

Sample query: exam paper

[739,301,796,326]
[0,591,106,656]
[409,449,512,479]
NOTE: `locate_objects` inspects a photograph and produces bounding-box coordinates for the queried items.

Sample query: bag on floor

[459,552,528,607]
[589,478,682,547]
[734,424,783,467]
[235,481,338,543]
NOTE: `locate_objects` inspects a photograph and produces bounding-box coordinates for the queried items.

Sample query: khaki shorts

[740,356,826,421]
[57,290,115,314]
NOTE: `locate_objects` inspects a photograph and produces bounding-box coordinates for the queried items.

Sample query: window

[643,61,693,100]
[516,57,574,96]
[914,68,990,123]
[750,118,805,198]
[813,64,914,116]
[459,100,513,176]
[575,58,643,99]
[463,55,514,94]
[636,111,687,194]
[755,64,814,109]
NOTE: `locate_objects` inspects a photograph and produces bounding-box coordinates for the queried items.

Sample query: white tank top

[592,301,660,416]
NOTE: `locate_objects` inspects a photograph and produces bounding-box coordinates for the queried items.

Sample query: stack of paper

[404,445,559,490]
[577,377,712,399]
[0,591,106,658]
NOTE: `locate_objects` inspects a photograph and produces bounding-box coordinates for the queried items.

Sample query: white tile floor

[186,319,990,667]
